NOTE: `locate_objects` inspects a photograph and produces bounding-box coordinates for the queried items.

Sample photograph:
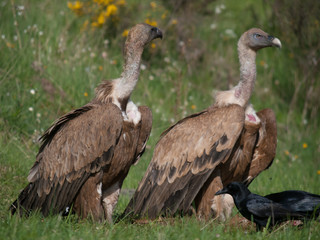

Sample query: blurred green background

[0,0,319,239]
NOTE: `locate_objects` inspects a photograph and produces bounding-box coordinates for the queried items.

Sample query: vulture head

[240,28,281,51]
[125,23,163,50]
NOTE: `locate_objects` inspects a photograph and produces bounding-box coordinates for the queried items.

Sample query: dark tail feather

[9,183,34,216]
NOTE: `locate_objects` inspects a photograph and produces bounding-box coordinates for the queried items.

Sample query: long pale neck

[114,45,143,99]
[234,42,257,107]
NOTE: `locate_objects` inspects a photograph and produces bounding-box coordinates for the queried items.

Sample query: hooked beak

[153,27,163,40]
[268,35,282,48]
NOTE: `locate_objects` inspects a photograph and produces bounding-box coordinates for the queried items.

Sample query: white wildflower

[101,51,107,59]
[30,89,36,95]
[149,75,154,80]
[1,35,5,39]
[28,107,34,112]
[215,6,221,14]
[225,29,237,38]
[39,31,43,36]
[164,57,170,63]
[13,35,18,41]
[140,64,146,71]
[210,23,217,30]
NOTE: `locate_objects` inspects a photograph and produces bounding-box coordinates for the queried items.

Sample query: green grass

[1,0,320,239]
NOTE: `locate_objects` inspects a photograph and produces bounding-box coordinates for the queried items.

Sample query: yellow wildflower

[81,20,89,31]
[150,2,157,9]
[191,105,196,110]
[303,143,308,149]
[145,18,157,27]
[94,0,113,5]
[91,21,99,27]
[97,13,106,25]
[67,1,83,15]
[84,92,88,97]
[260,60,265,67]
[111,60,117,65]
[171,19,178,25]
[161,12,167,19]
[6,42,15,48]
[106,4,118,17]
[68,1,83,10]
[116,0,126,6]
[284,150,289,156]
[317,170,320,175]
[98,66,103,71]
[294,155,298,159]
[122,29,129,37]
[151,43,156,49]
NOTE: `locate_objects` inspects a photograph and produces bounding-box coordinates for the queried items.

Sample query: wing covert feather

[149,104,245,186]
[28,103,123,192]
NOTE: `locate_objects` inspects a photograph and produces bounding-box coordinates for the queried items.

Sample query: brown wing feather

[124,104,245,218]
[11,103,123,216]
[245,108,277,185]
[133,106,152,165]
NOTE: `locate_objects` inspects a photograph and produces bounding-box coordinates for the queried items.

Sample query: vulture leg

[102,181,121,223]
[73,171,104,221]
[195,170,225,220]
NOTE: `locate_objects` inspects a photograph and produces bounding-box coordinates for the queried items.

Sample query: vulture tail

[9,183,40,216]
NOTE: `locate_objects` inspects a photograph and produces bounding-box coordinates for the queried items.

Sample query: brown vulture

[10,23,163,222]
[123,28,281,220]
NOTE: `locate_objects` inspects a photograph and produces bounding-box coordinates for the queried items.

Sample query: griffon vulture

[196,106,277,220]
[123,28,280,220]
[10,23,163,222]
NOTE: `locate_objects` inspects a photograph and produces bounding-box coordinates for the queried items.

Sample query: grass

[1,0,320,239]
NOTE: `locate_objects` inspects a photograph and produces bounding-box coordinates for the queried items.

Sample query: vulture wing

[244,108,277,185]
[11,103,123,216]
[133,106,153,165]
[124,104,245,219]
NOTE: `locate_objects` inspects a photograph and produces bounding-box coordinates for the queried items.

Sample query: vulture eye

[151,27,157,33]
[254,33,263,39]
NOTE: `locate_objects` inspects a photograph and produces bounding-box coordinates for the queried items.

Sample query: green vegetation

[1,0,319,239]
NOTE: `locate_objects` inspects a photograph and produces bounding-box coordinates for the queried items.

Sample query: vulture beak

[152,27,163,40]
[268,35,282,48]
[215,188,228,195]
